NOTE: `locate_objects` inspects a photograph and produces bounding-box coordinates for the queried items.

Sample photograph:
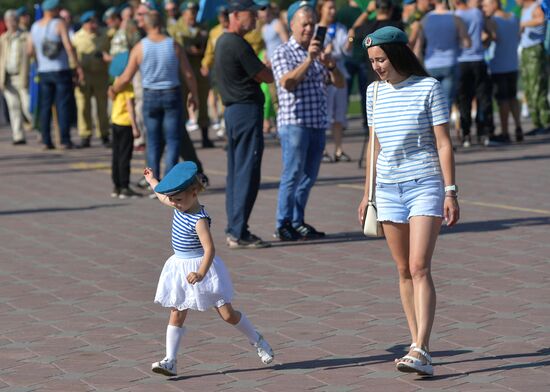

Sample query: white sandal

[396,347,433,377]
[394,342,416,364]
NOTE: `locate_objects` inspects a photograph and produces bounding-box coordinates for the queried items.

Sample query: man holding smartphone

[271,0,344,241]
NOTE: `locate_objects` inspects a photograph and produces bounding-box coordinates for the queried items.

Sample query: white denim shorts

[375,175,445,223]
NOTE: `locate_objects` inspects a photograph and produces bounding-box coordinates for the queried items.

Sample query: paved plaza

[0,120,549,391]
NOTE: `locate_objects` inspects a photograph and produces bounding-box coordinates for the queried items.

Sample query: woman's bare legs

[383,216,442,364]
[406,216,442,361]
[382,222,418,352]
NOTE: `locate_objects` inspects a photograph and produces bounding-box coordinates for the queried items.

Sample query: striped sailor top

[140,36,180,90]
[366,76,448,184]
[171,206,210,258]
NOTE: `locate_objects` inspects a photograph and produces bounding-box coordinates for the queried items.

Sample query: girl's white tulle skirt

[154,254,234,311]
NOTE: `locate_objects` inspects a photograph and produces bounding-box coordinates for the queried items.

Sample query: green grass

[347,94,363,116]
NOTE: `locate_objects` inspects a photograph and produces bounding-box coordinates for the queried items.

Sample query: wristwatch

[444,185,458,193]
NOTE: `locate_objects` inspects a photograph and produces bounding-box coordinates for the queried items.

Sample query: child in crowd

[109,54,142,199]
[144,162,274,377]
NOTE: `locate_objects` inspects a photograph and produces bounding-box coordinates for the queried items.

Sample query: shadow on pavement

[168,345,471,382]
[420,348,550,381]
[263,216,550,247]
[457,153,550,166]
[0,203,125,216]
[441,217,550,235]
[267,231,377,248]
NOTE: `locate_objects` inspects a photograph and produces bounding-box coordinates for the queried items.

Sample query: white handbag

[363,82,384,237]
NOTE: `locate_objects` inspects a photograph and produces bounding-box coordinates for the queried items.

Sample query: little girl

[144,162,274,377]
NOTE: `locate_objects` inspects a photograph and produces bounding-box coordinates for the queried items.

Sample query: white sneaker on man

[186,119,199,132]
[254,334,274,364]
[151,358,177,376]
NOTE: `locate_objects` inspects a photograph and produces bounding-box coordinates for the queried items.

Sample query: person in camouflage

[72,11,111,147]
[519,0,550,133]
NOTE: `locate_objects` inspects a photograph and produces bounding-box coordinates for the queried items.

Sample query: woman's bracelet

[445,194,458,199]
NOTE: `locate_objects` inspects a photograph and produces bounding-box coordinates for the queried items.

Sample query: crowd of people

[1,0,548,379]
[0,0,548,230]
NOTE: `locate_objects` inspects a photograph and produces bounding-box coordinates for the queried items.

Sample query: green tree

[1,0,125,20]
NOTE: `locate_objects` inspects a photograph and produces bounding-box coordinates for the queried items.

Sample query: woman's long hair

[378,42,430,79]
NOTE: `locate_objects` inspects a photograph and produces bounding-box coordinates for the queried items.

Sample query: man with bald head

[271,1,344,241]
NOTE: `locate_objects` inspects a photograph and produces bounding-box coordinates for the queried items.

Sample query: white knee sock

[165,325,185,360]
[234,313,259,344]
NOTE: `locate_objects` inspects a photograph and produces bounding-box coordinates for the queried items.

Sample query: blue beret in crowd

[41,0,60,11]
[363,26,408,49]
[16,6,28,17]
[155,162,199,195]
[80,10,96,24]
[142,0,162,12]
[287,1,312,26]
[103,6,118,21]
[403,0,416,4]
[180,2,199,12]
[255,0,270,8]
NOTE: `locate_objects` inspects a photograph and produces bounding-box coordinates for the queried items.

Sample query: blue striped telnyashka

[367,76,449,184]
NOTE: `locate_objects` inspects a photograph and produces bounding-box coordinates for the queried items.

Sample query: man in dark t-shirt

[214,34,265,106]
[214,0,274,249]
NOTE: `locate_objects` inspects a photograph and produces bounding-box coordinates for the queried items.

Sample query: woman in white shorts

[358,27,460,377]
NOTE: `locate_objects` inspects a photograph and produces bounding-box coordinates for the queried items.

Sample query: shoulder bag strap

[45,19,54,36]
[368,81,379,203]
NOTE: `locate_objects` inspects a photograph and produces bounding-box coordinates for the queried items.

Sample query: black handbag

[42,20,63,59]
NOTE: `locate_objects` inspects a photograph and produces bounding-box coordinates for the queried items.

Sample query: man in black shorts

[214,0,274,249]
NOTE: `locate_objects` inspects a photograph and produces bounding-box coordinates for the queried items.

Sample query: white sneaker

[254,334,274,364]
[216,128,226,139]
[211,120,222,132]
[186,120,199,132]
[151,358,177,376]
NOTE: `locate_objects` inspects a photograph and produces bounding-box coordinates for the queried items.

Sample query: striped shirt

[172,206,210,256]
[140,37,180,90]
[272,37,330,129]
[367,76,448,184]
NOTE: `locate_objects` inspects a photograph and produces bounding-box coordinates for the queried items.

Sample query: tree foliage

[1,0,351,20]
[1,0,125,17]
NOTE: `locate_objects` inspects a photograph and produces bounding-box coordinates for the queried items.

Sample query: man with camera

[72,10,111,148]
[271,1,344,241]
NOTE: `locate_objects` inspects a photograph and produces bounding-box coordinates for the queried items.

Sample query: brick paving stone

[1,123,550,391]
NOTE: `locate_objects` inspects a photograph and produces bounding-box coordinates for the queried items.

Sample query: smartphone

[314,26,327,45]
